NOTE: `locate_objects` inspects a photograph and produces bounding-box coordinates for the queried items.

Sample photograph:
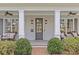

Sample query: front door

[35,18,43,40]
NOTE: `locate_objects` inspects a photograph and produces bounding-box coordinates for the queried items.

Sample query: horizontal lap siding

[0,19,3,35]
[25,15,54,40]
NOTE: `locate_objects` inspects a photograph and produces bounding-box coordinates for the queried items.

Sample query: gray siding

[0,19,3,35]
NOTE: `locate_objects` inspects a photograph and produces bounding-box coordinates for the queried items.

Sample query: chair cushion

[67,34,73,37]
[73,33,77,37]
[2,33,15,39]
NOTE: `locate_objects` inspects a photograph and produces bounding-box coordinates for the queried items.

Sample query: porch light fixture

[31,29,34,32]
[31,20,33,24]
[5,11,13,16]
[69,11,77,15]
[45,20,47,24]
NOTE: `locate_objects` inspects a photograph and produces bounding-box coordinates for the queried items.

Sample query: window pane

[5,18,18,33]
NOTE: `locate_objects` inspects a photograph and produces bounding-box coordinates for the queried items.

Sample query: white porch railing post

[19,10,25,38]
[54,10,60,39]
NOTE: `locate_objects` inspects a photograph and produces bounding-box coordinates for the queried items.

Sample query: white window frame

[61,17,78,34]
[3,18,18,34]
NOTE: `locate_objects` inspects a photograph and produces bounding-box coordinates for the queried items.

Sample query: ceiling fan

[5,11,13,16]
[69,11,77,15]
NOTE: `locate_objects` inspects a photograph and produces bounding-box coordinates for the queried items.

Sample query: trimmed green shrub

[0,40,16,55]
[75,37,79,54]
[15,38,32,55]
[63,37,79,54]
[47,38,64,54]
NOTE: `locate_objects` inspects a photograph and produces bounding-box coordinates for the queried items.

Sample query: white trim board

[0,9,79,11]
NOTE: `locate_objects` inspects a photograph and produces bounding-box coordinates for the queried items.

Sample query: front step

[29,40,48,55]
[32,47,48,55]
[29,40,48,46]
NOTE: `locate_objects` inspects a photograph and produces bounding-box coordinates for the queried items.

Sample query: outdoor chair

[71,31,79,38]
[66,32,74,38]
[1,33,16,40]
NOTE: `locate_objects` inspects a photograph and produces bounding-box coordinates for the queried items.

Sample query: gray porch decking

[29,40,48,47]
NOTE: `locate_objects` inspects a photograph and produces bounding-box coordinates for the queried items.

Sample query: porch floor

[29,40,48,47]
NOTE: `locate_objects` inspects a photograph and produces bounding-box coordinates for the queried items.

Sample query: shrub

[63,37,79,54]
[15,38,32,55]
[0,40,16,55]
[74,37,79,54]
[47,38,64,54]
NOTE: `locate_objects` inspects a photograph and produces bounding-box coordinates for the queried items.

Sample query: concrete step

[29,40,48,46]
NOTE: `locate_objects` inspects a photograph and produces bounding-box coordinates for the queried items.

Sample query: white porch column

[19,10,25,38]
[72,18,74,31]
[3,19,5,34]
[77,19,79,34]
[54,10,60,39]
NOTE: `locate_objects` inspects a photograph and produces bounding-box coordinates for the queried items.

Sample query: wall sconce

[31,20,33,24]
[31,29,34,32]
[45,20,47,24]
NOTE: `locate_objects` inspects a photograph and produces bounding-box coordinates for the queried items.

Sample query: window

[67,19,73,32]
[60,18,78,33]
[60,19,65,32]
[4,18,18,33]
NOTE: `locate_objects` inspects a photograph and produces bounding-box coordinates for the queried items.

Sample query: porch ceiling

[25,11,79,16]
[0,3,79,11]
[0,3,79,8]
[0,11,79,17]
[25,11,54,15]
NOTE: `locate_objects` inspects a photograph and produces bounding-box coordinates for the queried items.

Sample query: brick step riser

[32,47,48,55]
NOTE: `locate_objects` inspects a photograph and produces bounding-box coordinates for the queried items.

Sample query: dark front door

[35,18,43,40]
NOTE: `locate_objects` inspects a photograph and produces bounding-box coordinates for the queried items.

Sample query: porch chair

[1,33,16,40]
[71,31,79,38]
[66,32,74,38]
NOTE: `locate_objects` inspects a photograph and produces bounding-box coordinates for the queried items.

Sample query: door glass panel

[36,19,42,32]
[36,18,43,40]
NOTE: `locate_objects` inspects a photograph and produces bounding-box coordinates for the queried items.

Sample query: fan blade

[5,11,13,16]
